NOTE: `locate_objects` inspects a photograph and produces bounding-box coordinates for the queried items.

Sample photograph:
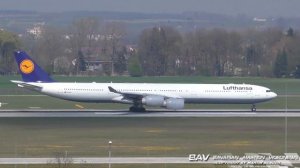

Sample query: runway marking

[75,104,84,109]
[28,107,41,109]
[46,145,73,148]
[145,129,166,133]
[142,146,180,151]
[214,141,252,147]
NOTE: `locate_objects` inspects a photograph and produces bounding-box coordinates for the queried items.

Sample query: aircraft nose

[271,92,277,98]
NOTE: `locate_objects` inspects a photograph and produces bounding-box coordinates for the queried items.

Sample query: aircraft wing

[108,86,144,100]
[11,80,43,91]
[108,86,180,101]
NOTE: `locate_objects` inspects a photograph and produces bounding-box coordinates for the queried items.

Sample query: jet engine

[164,98,184,110]
[142,96,184,110]
[142,95,164,106]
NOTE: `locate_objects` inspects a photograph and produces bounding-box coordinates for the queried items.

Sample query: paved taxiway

[0,157,188,164]
[0,109,299,117]
[0,157,299,165]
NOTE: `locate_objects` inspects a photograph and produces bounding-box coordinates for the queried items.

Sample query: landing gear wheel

[129,106,146,112]
[129,106,135,112]
[251,104,256,112]
[140,107,146,112]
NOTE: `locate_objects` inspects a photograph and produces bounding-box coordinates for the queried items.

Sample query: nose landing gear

[251,104,256,112]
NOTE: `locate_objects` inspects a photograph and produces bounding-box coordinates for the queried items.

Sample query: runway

[0,109,299,117]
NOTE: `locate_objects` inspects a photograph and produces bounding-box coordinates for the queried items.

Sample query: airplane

[11,51,277,112]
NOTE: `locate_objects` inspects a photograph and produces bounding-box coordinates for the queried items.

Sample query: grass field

[0,117,297,167]
[0,117,298,158]
[0,75,300,109]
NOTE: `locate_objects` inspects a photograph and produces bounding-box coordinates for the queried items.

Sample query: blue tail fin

[14,51,54,82]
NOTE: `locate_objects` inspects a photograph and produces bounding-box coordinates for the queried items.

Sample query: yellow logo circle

[20,59,35,74]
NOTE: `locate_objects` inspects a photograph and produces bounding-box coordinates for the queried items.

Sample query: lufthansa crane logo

[20,59,34,74]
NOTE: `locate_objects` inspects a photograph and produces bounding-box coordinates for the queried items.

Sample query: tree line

[137,26,300,78]
[0,17,299,78]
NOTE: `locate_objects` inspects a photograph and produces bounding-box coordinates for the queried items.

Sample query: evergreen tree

[0,30,20,73]
[128,52,142,77]
[287,27,294,37]
[273,50,288,78]
[113,47,127,75]
[77,50,86,72]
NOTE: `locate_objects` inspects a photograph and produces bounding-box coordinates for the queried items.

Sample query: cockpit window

[266,90,271,92]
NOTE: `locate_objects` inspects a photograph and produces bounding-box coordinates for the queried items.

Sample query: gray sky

[0,0,300,17]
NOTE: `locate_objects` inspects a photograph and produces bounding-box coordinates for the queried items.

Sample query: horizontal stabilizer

[10,80,43,91]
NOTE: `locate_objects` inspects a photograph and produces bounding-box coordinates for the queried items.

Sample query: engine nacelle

[142,95,164,106]
[164,98,184,110]
[142,96,185,110]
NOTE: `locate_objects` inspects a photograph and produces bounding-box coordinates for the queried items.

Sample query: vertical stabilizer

[14,51,54,82]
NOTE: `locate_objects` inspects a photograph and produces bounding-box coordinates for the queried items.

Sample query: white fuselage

[30,82,277,105]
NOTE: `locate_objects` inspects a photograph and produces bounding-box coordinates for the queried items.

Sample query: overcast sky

[0,0,300,17]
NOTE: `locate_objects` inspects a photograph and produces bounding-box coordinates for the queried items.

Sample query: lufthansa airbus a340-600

[11,51,277,112]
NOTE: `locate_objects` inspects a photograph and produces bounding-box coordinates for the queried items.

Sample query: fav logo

[20,59,34,74]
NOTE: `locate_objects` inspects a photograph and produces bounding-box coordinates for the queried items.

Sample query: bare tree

[241,28,284,76]
[138,26,182,76]
[68,17,101,75]
[33,26,67,73]
[48,152,73,168]
[70,17,101,51]
[103,21,126,75]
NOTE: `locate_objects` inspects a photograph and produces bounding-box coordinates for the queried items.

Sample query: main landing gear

[251,104,256,112]
[129,101,146,112]
[129,106,146,112]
